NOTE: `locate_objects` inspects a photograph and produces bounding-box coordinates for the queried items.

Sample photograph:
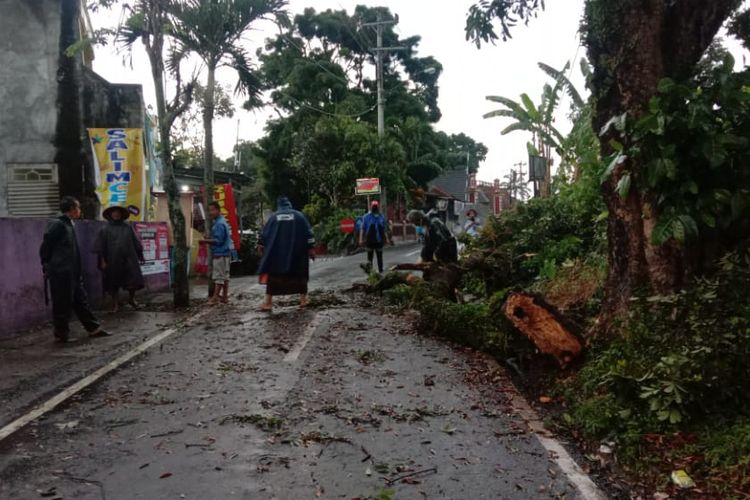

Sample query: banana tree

[484,85,565,196]
[485,61,588,195]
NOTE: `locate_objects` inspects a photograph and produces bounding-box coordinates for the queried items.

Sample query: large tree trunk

[586,0,740,316]
[147,31,190,308]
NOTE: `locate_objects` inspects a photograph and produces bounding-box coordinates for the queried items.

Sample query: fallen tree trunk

[390,263,463,301]
[503,292,582,368]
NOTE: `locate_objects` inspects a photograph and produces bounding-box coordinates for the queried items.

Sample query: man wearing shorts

[201,202,232,305]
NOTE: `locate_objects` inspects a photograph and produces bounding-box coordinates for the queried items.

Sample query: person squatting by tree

[407,209,459,264]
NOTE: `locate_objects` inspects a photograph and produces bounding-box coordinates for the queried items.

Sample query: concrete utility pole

[362,15,404,219]
[513,162,527,203]
[376,19,385,138]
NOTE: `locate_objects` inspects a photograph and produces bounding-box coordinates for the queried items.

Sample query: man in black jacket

[40,196,109,342]
[407,210,458,264]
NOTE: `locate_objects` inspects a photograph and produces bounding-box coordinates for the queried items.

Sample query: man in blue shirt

[359,200,388,273]
[200,202,232,305]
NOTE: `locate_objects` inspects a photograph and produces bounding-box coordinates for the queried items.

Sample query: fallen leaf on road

[54,421,79,431]
[160,472,173,479]
[37,487,57,497]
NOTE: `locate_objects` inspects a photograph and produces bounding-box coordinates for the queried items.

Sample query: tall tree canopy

[256,6,486,210]
[467,0,749,316]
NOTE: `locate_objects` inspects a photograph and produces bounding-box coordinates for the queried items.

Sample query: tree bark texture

[145,1,190,307]
[56,0,96,217]
[585,0,741,314]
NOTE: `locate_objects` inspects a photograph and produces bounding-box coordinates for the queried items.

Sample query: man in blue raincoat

[257,197,315,312]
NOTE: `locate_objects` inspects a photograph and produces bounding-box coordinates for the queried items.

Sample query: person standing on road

[359,200,388,274]
[94,206,145,313]
[257,197,315,312]
[39,196,110,343]
[407,209,458,264]
[200,202,232,305]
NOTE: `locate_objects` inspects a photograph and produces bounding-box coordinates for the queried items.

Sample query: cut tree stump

[503,292,582,367]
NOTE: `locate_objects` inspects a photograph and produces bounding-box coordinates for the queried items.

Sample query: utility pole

[376,19,385,138]
[233,119,241,173]
[513,162,526,203]
[362,15,404,220]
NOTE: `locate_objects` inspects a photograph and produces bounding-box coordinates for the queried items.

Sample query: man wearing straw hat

[94,205,145,313]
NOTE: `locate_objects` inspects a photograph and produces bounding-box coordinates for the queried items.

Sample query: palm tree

[118,0,195,307]
[170,0,288,220]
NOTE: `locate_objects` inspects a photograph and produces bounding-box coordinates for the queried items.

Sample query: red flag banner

[213,183,241,250]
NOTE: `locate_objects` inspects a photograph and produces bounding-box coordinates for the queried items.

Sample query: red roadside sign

[340,217,355,234]
[355,177,381,195]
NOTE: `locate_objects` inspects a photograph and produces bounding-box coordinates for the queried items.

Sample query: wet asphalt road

[0,245,587,499]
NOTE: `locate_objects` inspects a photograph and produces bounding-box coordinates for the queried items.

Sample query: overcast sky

[90,0,588,182]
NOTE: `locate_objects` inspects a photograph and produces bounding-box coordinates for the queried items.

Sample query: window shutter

[7,164,59,217]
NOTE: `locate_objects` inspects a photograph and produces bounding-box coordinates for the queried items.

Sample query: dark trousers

[367,246,384,273]
[48,272,100,338]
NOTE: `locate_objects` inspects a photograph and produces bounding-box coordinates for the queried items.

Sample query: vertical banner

[88,128,147,221]
[213,183,241,250]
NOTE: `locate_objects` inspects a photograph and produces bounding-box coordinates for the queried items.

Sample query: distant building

[0,0,145,218]
[426,165,510,229]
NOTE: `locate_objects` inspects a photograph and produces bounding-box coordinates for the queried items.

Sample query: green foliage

[604,54,750,247]
[464,166,606,293]
[562,251,750,443]
[255,6,486,207]
[312,208,358,254]
[236,232,260,275]
[701,418,750,467]
[465,0,545,46]
[384,282,509,356]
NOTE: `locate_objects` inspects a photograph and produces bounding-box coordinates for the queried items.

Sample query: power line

[274,89,376,118]
[278,31,353,87]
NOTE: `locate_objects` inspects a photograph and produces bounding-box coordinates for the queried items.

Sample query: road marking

[0,309,210,443]
[406,249,421,257]
[535,433,606,500]
[487,358,607,500]
[283,313,323,363]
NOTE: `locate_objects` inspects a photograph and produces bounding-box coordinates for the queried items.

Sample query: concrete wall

[0,0,62,216]
[0,0,145,219]
[0,218,170,338]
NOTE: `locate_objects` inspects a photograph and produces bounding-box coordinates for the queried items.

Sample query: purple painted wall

[0,218,169,338]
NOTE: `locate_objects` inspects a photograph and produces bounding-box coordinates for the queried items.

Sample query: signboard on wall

[88,128,147,221]
[134,222,170,276]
